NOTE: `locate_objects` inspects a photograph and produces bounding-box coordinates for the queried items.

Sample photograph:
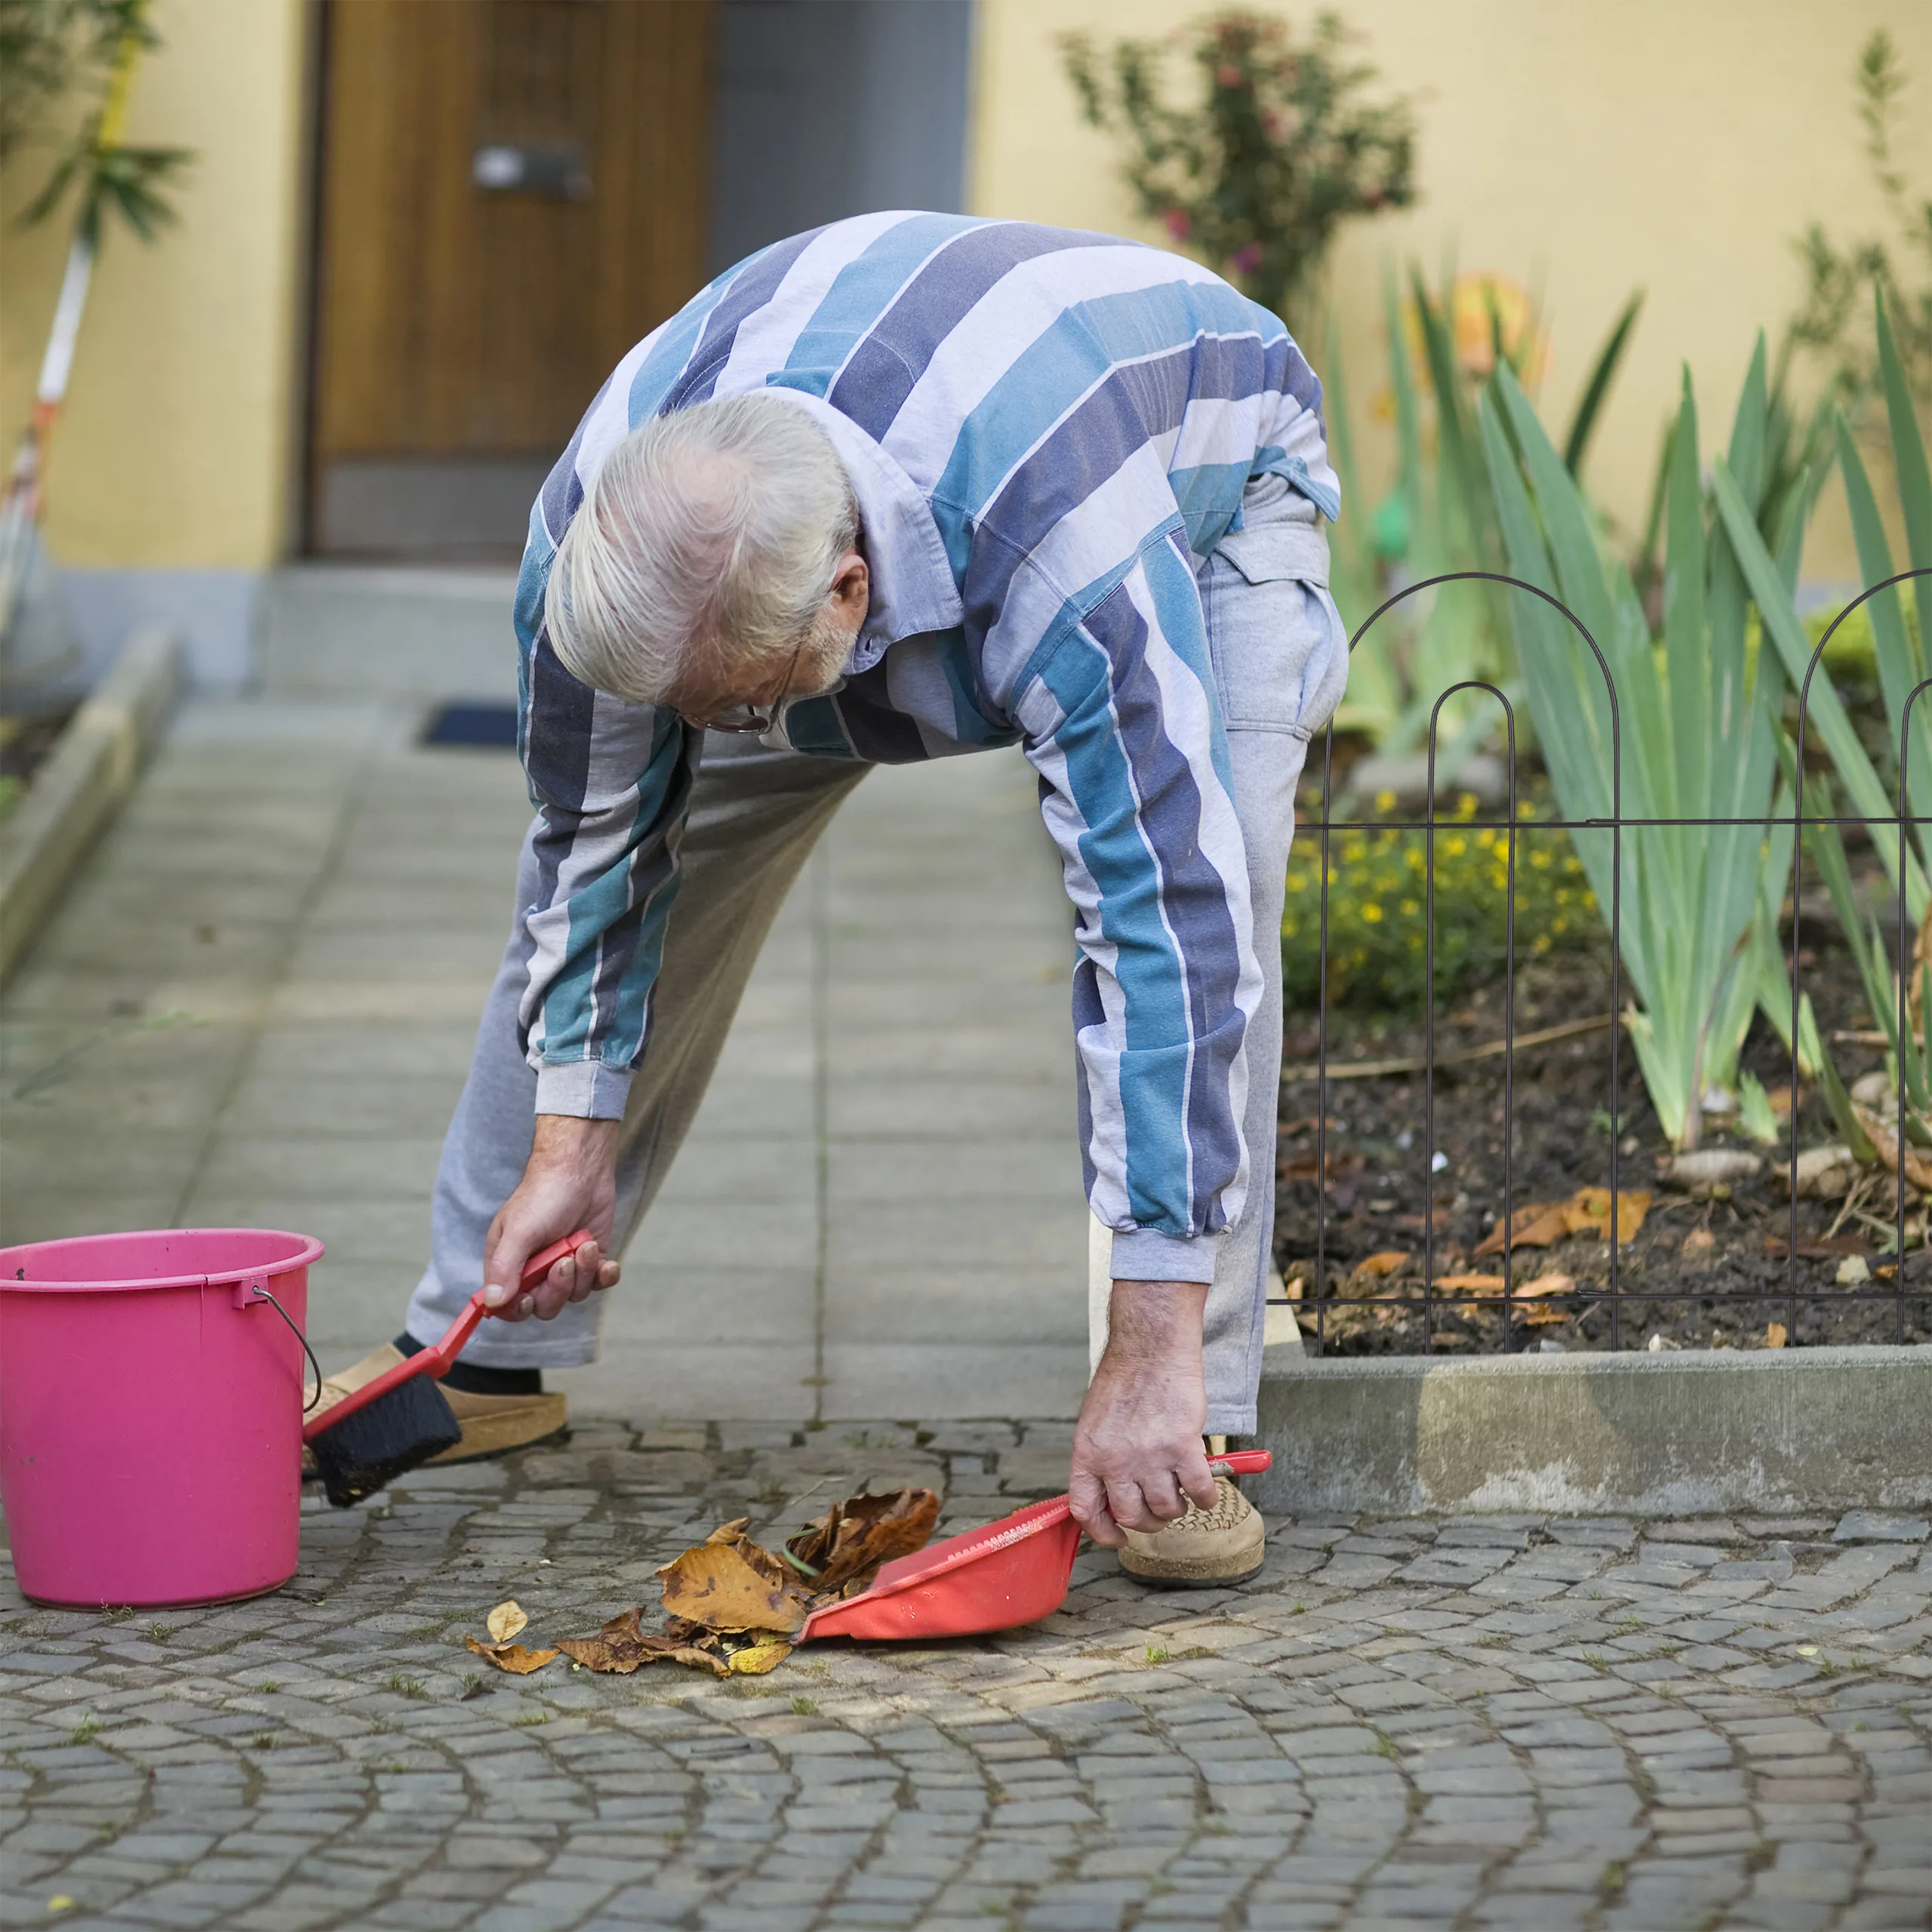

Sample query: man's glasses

[675,631,808,735]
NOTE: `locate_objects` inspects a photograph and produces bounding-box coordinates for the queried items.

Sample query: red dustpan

[796,1449,1272,1643]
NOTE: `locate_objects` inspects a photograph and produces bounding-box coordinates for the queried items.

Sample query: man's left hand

[1069,1279,1217,1547]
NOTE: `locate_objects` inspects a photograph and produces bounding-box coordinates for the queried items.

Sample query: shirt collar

[758,386,964,674]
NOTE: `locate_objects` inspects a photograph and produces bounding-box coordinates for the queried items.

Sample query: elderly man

[314,212,1343,1586]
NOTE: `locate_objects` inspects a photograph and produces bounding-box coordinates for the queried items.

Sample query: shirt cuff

[534,1060,633,1120]
[1110,1228,1220,1284]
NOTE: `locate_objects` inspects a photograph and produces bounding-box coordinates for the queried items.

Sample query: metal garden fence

[1289,565,1932,1353]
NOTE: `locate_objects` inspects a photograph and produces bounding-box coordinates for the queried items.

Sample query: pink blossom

[1163,208,1193,241]
[1216,63,1244,87]
[1229,242,1264,276]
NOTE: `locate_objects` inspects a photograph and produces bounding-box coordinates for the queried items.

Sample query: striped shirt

[514,212,1337,1281]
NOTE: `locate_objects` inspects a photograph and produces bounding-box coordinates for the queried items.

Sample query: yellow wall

[0,0,307,572]
[970,0,1932,577]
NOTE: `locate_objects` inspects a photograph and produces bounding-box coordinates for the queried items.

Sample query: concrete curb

[0,625,182,989]
[1254,1343,1932,1516]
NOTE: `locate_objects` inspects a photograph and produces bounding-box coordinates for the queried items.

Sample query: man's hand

[1069,1280,1217,1547]
[481,1115,623,1321]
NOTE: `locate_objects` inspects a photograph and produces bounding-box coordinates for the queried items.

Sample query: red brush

[304,1231,592,1507]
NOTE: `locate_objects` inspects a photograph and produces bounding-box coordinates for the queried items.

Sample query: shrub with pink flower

[1062,9,1417,329]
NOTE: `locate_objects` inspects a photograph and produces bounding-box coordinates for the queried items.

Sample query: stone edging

[1255,1341,1932,1517]
[0,625,182,989]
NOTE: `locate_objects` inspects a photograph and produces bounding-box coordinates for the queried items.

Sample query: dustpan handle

[1210,1449,1271,1475]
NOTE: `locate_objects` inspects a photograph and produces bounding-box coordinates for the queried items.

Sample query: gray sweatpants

[405,484,1343,1435]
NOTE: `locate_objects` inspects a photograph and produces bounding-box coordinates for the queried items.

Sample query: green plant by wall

[1282,795,1598,1011]
[1324,268,1641,780]
[1060,8,1417,331]
[0,0,189,244]
[1784,29,1931,416]
[1481,342,1834,1149]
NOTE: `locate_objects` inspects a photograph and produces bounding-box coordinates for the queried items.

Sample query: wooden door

[308,0,711,558]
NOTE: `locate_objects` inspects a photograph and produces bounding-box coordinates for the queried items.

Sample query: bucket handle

[240,1281,324,1413]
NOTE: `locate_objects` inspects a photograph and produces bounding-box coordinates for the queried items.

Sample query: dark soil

[1272,934,1932,1355]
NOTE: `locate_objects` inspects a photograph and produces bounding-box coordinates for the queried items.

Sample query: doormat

[420,702,518,749]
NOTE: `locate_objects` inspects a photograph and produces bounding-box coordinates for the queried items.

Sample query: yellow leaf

[1352,1250,1411,1277]
[1563,1187,1650,1243]
[1765,1321,1788,1349]
[464,1636,558,1675]
[1432,1272,1506,1294]
[485,1600,528,1644]
[726,1641,793,1675]
[659,1531,811,1634]
[47,1902,75,1915]
[1514,1272,1575,1300]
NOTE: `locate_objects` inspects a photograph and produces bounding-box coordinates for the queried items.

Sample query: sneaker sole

[1118,1556,1266,1589]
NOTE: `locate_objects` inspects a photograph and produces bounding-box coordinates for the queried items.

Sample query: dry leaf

[659,1527,811,1634]
[1351,1251,1411,1277]
[1563,1187,1651,1243]
[1764,1321,1789,1349]
[485,1600,528,1644]
[726,1641,793,1675]
[1431,1272,1506,1295]
[555,1608,731,1678]
[1475,1203,1571,1255]
[785,1489,941,1595]
[1521,1306,1570,1327]
[465,1636,558,1675]
[1681,1228,1717,1257]
[1514,1272,1575,1299]
[1853,1107,1932,1191]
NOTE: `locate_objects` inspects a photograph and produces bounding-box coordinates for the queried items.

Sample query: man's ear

[829,549,869,623]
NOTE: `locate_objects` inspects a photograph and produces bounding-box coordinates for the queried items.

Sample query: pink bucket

[0,1228,323,1608]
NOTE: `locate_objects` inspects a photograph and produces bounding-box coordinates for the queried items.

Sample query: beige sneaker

[302,1344,568,1472]
[1118,1475,1265,1587]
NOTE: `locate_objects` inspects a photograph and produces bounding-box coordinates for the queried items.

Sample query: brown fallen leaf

[1681,1228,1717,1257]
[785,1490,941,1595]
[659,1527,811,1634]
[1852,1107,1932,1190]
[1764,1321,1789,1349]
[1474,1203,1571,1255]
[1351,1250,1411,1277]
[1514,1272,1575,1300]
[725,1641,793,1675]
[1521,1305,1571,1327]
[552,1607,728,1678]
[485,1600,528,1644]
[465,1636,558,1675]
[1563,1187,1651,1243]
[1431,1273,1506,1295]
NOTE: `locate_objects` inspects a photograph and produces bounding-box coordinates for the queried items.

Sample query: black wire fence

[1287,566,1932,1355]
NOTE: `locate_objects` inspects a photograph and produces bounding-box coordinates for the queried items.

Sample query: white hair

[543,392,858,706]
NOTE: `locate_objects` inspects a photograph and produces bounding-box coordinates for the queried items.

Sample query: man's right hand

[482,1115,623,1321]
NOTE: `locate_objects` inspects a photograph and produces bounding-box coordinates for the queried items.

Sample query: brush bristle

[309,1374,462,1506]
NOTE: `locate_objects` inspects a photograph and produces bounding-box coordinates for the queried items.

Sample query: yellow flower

[1362,903,1383,923]
[1529,848,1552,870]
[1374,789,1397,812]
[1532,933,1552,953]
[1444,837,1466,857]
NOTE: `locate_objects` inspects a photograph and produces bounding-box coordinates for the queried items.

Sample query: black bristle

[309,1375,462,1507]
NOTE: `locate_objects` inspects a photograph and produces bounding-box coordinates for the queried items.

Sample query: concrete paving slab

[0,697,1091,1431]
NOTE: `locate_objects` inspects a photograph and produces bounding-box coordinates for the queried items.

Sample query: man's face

[668,549,869,728]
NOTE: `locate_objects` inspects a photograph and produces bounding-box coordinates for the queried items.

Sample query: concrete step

[260,565,521,700]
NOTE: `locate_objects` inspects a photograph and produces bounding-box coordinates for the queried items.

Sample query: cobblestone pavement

[3,1424,1930,1932]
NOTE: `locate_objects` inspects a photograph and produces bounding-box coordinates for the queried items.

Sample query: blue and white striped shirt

[513,213,1336,1280]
